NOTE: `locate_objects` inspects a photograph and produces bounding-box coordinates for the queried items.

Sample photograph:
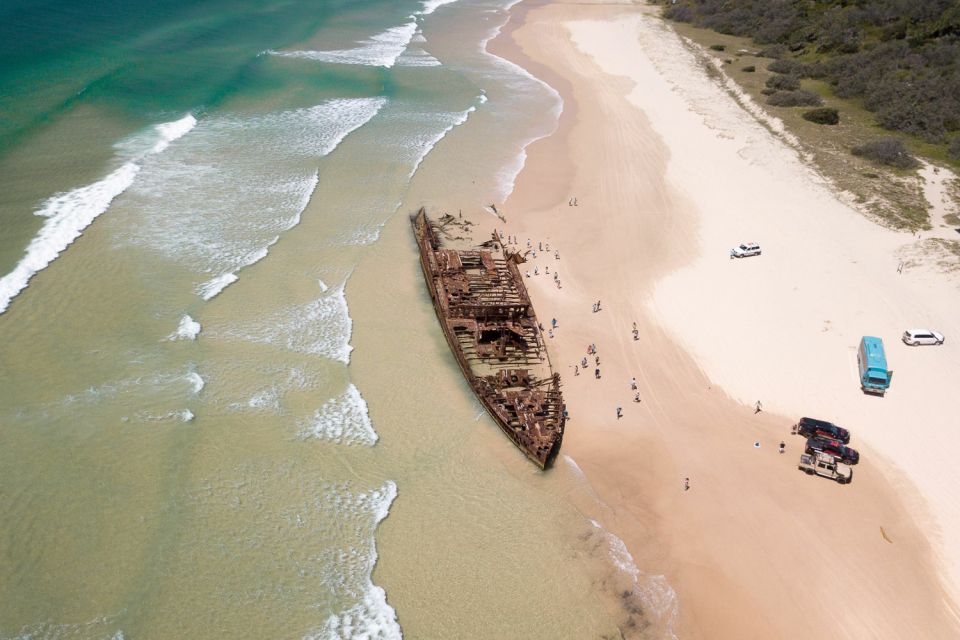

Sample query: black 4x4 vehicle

[805,437,859,465]
[796,417,850,444]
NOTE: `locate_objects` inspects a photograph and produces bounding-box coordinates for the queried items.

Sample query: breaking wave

[0,114,196,315]
[197,273,239,301]
[170,314,202,340]
[270,0,456,70]
[270,20,418,68]
[299,384,378,446]
[121,100,383,298]
[304,481,400,640]
[217,280,353,363]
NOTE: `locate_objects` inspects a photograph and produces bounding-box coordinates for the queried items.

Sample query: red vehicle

[805,436,859,465]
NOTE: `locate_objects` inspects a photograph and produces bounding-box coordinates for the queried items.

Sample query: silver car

[902,329,945,346]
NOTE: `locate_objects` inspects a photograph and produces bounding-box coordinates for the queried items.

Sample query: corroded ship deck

[412,208,565,468]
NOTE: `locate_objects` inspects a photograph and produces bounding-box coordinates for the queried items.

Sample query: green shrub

[851,138,919,169]
[742,65,756,72]
[948,137,960,161]
[767,59,804,76]
[758,44,788,59]
[767,90,823,107]
[802,108,840,125]
[710,44,726,51]
[765,74,801,91]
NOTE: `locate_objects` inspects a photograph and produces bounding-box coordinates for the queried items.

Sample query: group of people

[508,235,562,289]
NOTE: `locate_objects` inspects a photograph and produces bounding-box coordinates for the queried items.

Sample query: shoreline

[487,0,960,636]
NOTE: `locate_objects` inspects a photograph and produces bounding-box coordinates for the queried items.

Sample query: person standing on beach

[779,441,785,454]
[634,392,641,403]
[755,400,762,414]
[574,365,579,376]
[595,300,601,311]
[595,368,601,379]
[683,478,690,491]
[616,407,622,419]
[551,318,557,329]
[554,250,559,260]
[630,377,637,390]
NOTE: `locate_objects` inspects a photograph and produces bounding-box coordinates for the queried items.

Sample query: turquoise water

[0,0,670,637]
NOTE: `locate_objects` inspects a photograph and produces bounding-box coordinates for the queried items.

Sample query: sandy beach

[487,0,960,637]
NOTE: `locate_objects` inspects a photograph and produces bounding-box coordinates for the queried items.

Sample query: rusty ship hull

[412,208,565,469]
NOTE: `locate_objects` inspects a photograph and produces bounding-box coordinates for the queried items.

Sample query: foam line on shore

[305,481,401,640]
[0,114,196,315]
[589,519,679,639]
[482,3,563,203]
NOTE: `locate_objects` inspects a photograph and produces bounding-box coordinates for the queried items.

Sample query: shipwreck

[412,208,566,468]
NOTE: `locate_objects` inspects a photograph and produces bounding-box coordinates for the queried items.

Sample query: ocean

[0,0,675,637]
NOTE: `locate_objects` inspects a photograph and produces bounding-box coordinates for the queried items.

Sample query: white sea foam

[223,367,313,414]
[0,162,139,314]
[134,408,195,423]
[169,314,202,340]
[270,20,418,69]
[588,519,679,638]
[420,0,459,15]
[197,273,238,300]
[186,370,205,394]
[0,113,195,315]
[220,280,353,363]
[409,105,477,177]
[305,481,400,640]
[4,614,125,640]
[149,114,198,155]
[123,99,383,294]
[475,5,563,202]
[299,384,378,446]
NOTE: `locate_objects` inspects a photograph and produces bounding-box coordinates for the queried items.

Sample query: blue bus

[858,336,892,395]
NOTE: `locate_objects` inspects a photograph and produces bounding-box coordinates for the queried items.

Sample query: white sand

[490,1,960,634]
[565,12,960,601]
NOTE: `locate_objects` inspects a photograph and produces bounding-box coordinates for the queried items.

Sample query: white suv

[731,242,761,258]
[902,329,944,346]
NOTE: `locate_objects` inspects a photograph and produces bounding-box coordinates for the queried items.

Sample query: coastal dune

[490,1,960,637]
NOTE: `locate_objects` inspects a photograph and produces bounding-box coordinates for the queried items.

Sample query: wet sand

[485,0,960,637]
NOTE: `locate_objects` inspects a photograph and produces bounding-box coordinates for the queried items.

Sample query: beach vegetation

[767,59,804,76]
[802,108,840,125]
[765,74,800,91]
[742,65,756,72]
[710,44,726,51]
[852,138,919,170]
[767,89,823,107]
[660,0,960,152]
[949,138,960,161]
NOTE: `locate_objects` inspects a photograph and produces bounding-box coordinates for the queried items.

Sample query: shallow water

[0,0,672,637]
